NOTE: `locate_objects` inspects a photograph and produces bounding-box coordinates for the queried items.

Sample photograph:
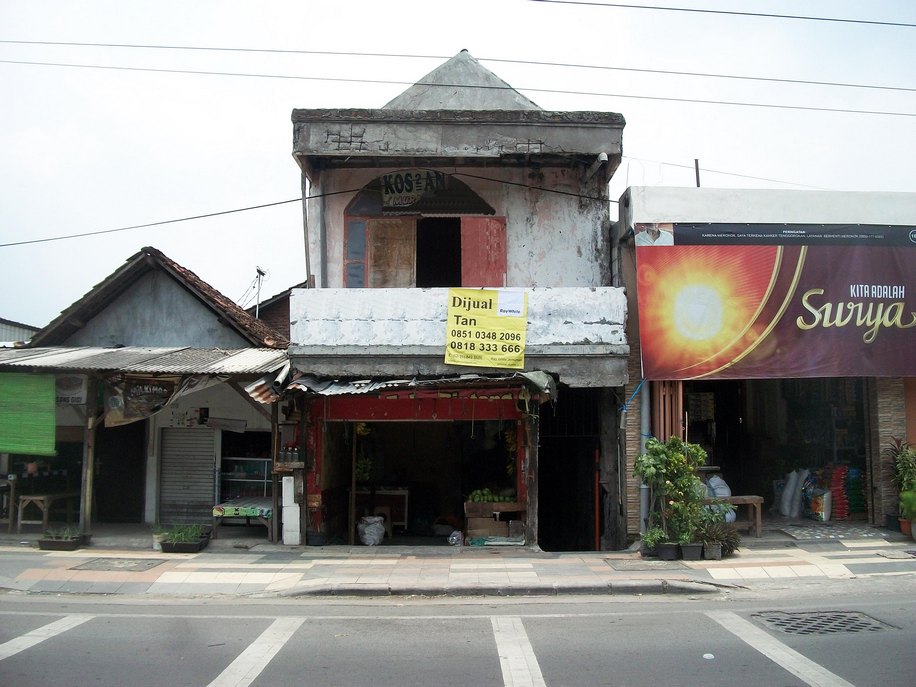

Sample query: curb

[279,578,725,598]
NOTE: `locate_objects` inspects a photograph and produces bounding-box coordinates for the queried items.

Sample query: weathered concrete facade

[287,52,631,549]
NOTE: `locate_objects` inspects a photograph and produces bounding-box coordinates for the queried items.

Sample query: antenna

[255,267,266,318]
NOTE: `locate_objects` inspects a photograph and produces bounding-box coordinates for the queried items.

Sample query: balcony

[288,287,628,388]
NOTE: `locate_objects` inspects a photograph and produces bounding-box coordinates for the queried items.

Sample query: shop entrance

[684,378,869,517]
[95,420,146,523]
[318,419,520,545]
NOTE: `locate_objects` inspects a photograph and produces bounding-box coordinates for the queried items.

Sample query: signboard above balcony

[359,171,494,216]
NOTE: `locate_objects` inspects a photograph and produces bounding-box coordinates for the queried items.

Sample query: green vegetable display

[468,488,515,503]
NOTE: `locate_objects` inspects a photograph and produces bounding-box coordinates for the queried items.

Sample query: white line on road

[0,614,94,661]
[207,617,305,687]
[705,610,856,687]
[491,616,546,687]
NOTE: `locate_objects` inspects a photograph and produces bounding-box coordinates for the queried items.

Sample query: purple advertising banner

[635,223,915,380]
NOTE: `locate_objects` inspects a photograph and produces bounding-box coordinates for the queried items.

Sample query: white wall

[308,166,611,290]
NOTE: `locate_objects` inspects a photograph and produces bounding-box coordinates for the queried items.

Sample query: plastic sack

[809,490,832,522]
[448,530,464,546]
[357,515,385,546]
[779,470,798,516]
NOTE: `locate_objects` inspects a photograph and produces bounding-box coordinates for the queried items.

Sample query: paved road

[2,577,914,686]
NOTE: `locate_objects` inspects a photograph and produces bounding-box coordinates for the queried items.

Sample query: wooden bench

[704,495,764,538]
[17,492,80,533]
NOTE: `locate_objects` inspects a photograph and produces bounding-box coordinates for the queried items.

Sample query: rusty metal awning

[246,369,555,404]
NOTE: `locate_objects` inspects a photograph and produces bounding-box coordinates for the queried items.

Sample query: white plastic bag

[357,515,386,546]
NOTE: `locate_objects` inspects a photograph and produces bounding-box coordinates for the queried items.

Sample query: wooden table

[17,492,80,533]
[212,497,274,542]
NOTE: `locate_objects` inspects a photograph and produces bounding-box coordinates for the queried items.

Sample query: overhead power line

[1,158,830,249]
[527,0,916,28]
[1,59,913,119]
[0,198,303,248]
[1,41,913,94]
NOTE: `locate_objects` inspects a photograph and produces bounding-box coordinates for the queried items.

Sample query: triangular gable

[383,50,541,111]
[30,247,289,349]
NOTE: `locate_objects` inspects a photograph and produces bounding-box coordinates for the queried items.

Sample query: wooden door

[461,217,507,287]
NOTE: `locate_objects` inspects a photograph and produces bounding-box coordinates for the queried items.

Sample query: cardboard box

[466,522,509,538]
[466,517,497,529]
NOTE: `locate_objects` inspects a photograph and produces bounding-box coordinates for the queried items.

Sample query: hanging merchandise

[846,467,867,515]
[830,465,850,520]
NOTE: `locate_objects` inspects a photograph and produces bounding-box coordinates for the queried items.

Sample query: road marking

[491,616,546,687]
[207,617,304,687]
[0,614,94,660]
[706,610,856,687]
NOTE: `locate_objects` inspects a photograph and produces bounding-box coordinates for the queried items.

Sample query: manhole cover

[71,558,166,572]
[752,611,895,635]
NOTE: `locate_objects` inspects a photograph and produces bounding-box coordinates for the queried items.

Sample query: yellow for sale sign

[445,288,527,369]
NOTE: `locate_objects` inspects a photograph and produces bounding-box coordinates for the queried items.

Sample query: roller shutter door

[159,427,215,524]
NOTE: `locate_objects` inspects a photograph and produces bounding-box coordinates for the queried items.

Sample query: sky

[1,0,914,330]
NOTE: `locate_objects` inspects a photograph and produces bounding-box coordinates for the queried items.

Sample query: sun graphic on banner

[637,245,781,378]
[672,285,724,341]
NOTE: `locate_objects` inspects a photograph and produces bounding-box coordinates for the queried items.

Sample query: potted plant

[696,517,741,560]
[634,436,708,560]
[890,438,916,536]
[640,526,666,557]
[159,524,210,553]
[899,490,916,543]
[38,526,84,551]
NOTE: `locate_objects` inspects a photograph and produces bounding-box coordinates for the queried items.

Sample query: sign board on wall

[635,223,916,380]
[381,170,448,209]
[445,288,528,369]
[56,374,87,405]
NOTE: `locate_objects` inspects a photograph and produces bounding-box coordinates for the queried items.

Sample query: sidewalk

[1,522,914,599]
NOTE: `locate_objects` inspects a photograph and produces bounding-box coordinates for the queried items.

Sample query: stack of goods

[830,465,850,520]
[846,467,867,516]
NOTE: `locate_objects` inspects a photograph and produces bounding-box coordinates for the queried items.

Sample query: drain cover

[752,611,894,635]
[71,558,166,572]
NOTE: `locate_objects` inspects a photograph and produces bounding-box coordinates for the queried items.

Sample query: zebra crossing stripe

[0,614,94,661]
[491,616,547,687]
[207,617,305,687]
[706,610,855,687]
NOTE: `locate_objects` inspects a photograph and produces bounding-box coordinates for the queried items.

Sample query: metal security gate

[159,427,216,524]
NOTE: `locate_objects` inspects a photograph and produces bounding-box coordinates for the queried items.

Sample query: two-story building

[281,51,630,549]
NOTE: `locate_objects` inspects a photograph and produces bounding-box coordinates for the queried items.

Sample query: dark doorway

[416,217,461,287]
[94,421,146,522]
[537,388,603,552]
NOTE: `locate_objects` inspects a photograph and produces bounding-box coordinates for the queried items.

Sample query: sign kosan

[445,288,527,370]
[381,170,448,208]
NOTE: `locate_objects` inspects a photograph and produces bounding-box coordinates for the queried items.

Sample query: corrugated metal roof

[0,346,288,375]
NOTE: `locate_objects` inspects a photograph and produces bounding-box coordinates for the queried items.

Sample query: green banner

[0,373,56,455]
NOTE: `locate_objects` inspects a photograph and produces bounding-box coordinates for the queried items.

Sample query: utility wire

[527,0,916,28]
[623,156,832,190]
[1,41,913,94]
[2,155,828,249]
[2,59,913,118]
[0,198,302,248]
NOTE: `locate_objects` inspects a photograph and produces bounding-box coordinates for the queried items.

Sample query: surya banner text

[634,223,915,380]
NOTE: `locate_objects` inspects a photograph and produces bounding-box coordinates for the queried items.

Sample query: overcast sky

[2,0,914,330]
